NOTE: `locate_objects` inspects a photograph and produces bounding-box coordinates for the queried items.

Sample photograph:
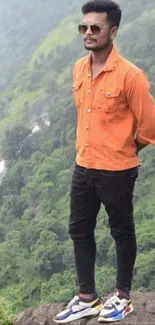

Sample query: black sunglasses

[78,23,111,35]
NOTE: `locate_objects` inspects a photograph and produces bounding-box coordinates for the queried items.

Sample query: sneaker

[54,294,102,323]
[98,290,134,323]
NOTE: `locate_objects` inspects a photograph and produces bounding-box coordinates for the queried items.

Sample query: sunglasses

[78,23,111,35]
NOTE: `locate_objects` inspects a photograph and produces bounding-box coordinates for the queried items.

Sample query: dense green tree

[2,125,32,163]
[0,296,14,325]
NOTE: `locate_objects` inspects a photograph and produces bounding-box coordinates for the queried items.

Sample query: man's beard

[84,38,111,52]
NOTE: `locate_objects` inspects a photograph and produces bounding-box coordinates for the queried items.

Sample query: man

[54,0,155,323]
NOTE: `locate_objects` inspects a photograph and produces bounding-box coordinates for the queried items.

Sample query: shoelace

[104,294,121,307]
[67,295,79,308]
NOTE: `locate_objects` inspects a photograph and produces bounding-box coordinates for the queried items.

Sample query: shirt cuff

[136,132,155,145]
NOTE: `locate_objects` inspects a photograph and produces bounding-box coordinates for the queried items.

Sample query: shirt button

[85,143,89,147]
[88,108,91,113]
[87,90,91,94]
[88,74,91,78]
[107,91,111,96]
[85,126,89,130]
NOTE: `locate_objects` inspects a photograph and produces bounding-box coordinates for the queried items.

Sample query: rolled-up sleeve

[126,70,155,145]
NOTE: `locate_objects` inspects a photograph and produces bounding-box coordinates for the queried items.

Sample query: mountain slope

[0,0,155,318]
[0,0,83,91]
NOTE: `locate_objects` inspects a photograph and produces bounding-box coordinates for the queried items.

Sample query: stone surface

[13,293,155,325]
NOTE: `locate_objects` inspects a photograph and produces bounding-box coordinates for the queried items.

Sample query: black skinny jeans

[69,164,138,295]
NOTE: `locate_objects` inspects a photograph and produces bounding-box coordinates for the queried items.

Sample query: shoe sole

[98,305,134,323]
[54,305,102,324]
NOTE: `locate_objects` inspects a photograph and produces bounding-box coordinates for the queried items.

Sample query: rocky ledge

[14,292,155,325]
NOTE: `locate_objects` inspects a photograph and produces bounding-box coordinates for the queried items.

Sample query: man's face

[81,12,118,52]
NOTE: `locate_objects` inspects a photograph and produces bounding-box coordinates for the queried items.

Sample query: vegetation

[0,0,154,323]
[0,297,14,325]
[0,0,83,91]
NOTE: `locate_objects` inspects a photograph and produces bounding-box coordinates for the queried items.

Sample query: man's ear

[110,26,118,41]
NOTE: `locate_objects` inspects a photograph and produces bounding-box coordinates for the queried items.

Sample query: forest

[0,0,154,323]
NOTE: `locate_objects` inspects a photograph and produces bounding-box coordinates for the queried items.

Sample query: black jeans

[69,164,138,295]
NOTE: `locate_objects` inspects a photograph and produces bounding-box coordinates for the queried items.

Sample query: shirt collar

[84,44,119,72]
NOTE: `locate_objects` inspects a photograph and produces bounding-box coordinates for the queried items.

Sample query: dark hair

[82,0,122,28]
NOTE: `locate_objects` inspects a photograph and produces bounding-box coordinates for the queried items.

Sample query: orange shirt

[73,45,155,171]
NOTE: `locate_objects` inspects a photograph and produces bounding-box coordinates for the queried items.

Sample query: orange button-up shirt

[73,45,155,171]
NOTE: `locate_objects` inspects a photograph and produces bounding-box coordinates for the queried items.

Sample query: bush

[0,296,14,325]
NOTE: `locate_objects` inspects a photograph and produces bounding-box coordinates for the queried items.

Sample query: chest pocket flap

[73,79,83,107]
[97,88,124,115]
[101,88,128,118]
[105,88,121,98]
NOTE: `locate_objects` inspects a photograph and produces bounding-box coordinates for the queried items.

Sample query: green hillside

[0,0,83,91]
[29,15,80,66]
[0,14,83,138]
[0,0,155,322]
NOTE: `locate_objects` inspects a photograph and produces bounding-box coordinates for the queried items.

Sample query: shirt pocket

[98,88,126,117]
[73,80,83,108]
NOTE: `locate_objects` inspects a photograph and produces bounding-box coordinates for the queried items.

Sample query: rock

[13,293,155,325]
[146,302,155,314]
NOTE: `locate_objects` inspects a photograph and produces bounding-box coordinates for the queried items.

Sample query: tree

[0,296,14,325]
[2,124,32,163]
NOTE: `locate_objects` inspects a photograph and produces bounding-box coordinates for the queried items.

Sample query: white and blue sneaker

[98,290,134,323]
[54,294,102,323]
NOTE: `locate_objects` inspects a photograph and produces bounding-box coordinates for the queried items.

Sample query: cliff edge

[14,292,155,325]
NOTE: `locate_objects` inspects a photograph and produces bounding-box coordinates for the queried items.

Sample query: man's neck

[91,43,113,66]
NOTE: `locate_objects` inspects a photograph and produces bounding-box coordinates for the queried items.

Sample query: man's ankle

[116,288,130,300]
[79,292,97,301]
